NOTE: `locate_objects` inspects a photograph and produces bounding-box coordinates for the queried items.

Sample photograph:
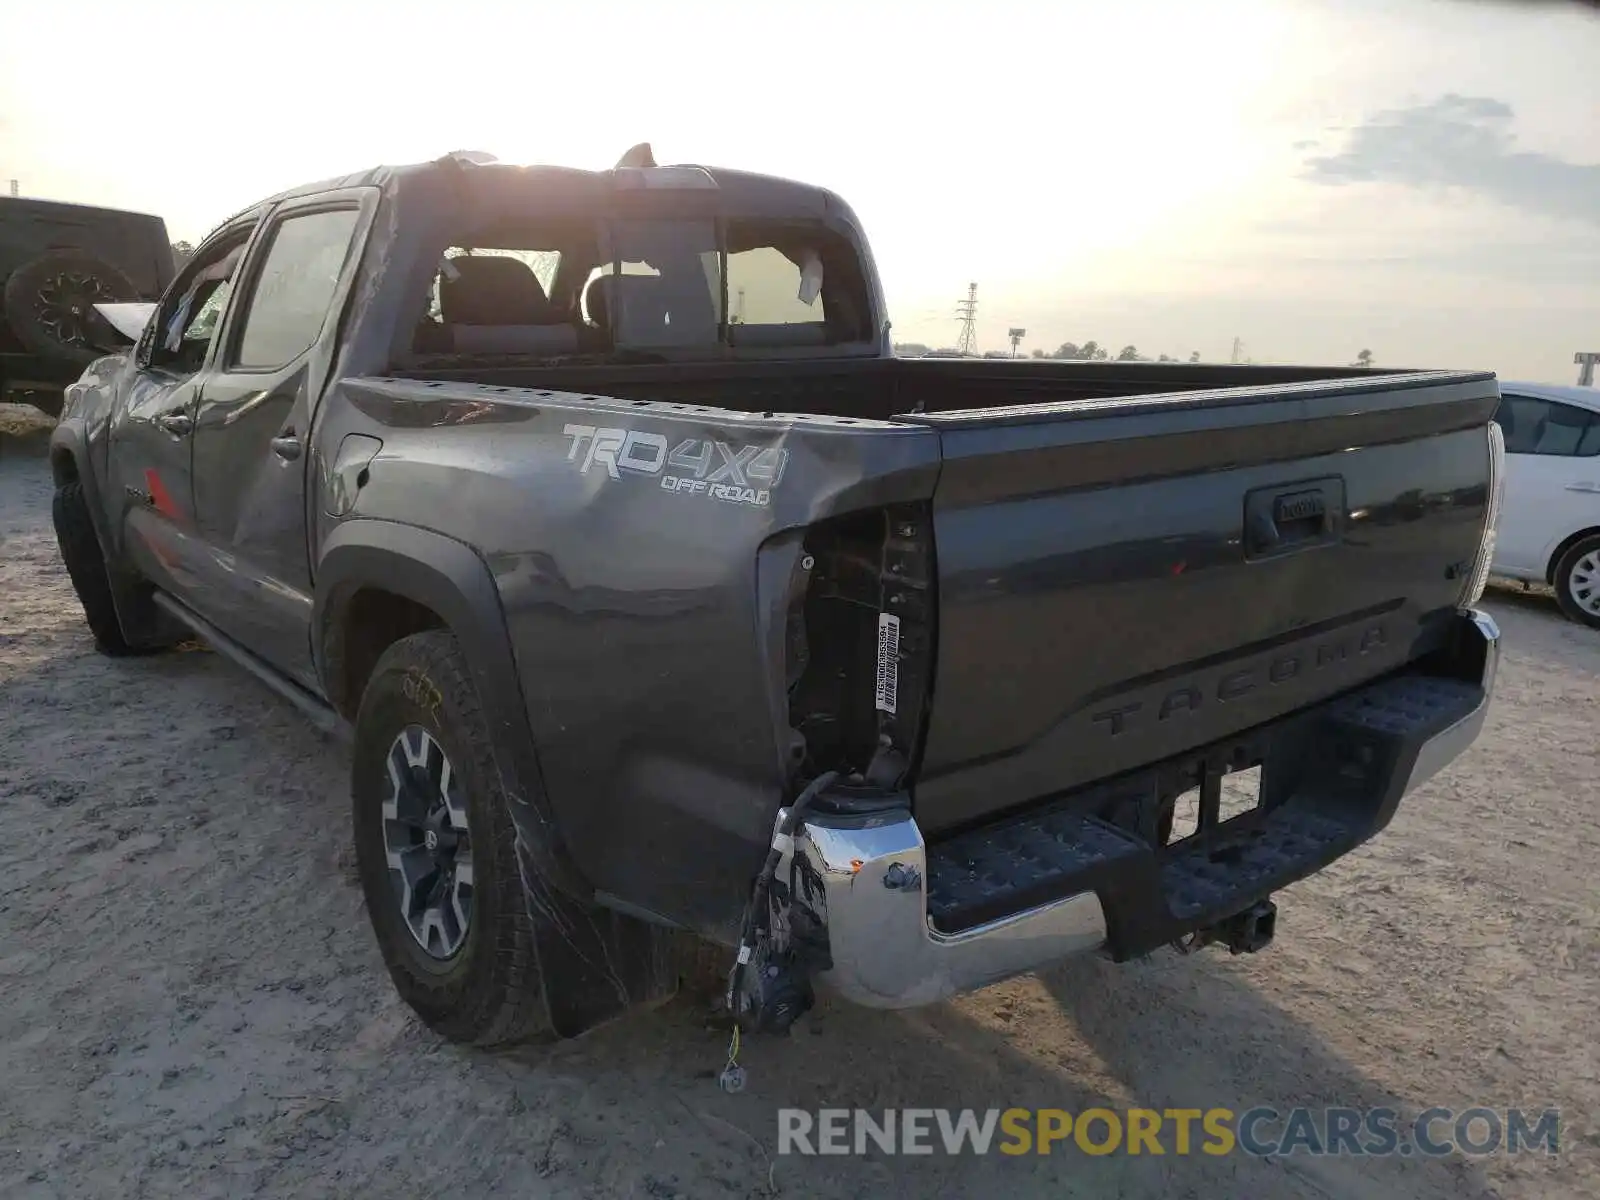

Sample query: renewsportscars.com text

[777,1106,1561,1158]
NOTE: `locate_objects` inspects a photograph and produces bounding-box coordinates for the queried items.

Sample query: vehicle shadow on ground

[3,568,1533,1200]
[468,946,1503,1200]
[3,634,1504,1200]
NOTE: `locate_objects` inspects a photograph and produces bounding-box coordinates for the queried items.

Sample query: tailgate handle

[1245,479,1343,559]
[1272,490,1327,540]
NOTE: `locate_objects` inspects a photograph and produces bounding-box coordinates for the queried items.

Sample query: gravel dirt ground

[2,432,1596,1199]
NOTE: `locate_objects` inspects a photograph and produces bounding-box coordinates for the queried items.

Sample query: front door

[107,224,257,595]
[187,193,372,689]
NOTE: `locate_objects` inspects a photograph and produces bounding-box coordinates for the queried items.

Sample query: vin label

[875,613,901,714]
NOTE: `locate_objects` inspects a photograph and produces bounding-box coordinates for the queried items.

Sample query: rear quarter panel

[313,377,938,935]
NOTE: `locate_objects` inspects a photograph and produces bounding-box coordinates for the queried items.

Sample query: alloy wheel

[381,726,474,959]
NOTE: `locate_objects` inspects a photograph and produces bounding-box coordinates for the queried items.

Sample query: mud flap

[514,836,679,1038]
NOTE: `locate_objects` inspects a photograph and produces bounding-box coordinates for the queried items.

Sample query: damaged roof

[247,153,851,224]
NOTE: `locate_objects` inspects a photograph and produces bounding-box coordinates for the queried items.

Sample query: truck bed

[396,356,1409,422]
[356,360,1497,858]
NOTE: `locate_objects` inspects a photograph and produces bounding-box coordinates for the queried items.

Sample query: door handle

[156,412,193,437]
[270,432,303,461]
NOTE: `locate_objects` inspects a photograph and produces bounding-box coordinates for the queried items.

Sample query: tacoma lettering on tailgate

[1090,622,1390,736]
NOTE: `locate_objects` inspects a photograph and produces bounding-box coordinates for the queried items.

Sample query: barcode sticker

[875,612,901,714]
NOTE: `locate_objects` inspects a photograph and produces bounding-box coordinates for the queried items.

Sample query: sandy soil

[1,440,1596,1199]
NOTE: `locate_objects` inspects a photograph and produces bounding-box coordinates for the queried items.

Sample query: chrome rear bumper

[793,608,1499,1010]
[796,815,1107,1008]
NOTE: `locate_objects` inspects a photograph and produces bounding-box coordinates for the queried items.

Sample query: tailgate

[905,371,1499,834]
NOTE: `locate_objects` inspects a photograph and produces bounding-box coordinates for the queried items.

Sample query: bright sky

[2,0,1595,380]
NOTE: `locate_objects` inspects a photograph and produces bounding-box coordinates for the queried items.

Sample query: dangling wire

[716,770,840,1092]
[719,1025,745,1093]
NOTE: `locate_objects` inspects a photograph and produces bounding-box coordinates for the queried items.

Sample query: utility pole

[733,287,746,325]
[7,180,17,198]
[1575,351,1600,387]
[955,283,979,357]
[1230,337,1244,364]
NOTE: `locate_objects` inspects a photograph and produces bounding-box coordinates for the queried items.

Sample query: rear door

[1491,392,1600,577]
[187,189,375,688]
[906,372,1500,834]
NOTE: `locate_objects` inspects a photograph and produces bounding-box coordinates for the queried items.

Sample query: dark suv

[1,195,176,416]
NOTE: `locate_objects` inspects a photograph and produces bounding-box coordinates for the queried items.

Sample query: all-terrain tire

[1553,534,1600,630]
[352,629,555,1047]
[3,252,139,369]
[51,481,136,655]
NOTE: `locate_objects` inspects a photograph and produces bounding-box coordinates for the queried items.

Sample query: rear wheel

[51,481,136,656]
[1553,534,1600,629]
[352,630,554,1046]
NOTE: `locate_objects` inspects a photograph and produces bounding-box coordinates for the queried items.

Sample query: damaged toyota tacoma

[48,147,1504,1048]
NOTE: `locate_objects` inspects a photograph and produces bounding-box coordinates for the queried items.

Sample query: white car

[1489,380,1600,627]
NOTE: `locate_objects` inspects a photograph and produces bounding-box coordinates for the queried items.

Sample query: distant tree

[1189,350,1201,363]
[1053,342,1081,359]
[1080,340,1108,361]
[171,241,195,267]
[1354,348,1374,368]
[1158,353,1175,362]
[1031,348,1047,358]
[893,342,931,358]
[1116,345,1142,362]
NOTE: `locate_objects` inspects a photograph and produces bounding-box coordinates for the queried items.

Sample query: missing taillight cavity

[786,504,934,789]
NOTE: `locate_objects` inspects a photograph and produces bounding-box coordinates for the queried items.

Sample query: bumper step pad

[924,669,1485,958]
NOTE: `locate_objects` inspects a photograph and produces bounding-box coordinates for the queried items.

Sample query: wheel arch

[1545,526,1600,585]
[47,422,112,555]
[315,519,591,900]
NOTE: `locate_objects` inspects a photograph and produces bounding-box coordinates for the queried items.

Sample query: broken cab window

[595,219,722,350]
[724,224,871,348]
[728,246,824,325]
[151,238,247,374]
[416,235,580,358]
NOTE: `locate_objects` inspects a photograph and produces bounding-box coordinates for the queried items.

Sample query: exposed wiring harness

[718,769,840,1090]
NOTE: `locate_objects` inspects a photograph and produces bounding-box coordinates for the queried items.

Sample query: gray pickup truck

[48,147,1503,1048]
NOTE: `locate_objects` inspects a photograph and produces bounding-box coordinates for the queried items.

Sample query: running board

[150,592,350,740]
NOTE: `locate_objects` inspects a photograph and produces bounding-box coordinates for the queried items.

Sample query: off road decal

[561,424,788,509]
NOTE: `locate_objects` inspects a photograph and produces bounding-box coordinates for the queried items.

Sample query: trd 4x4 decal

[561,424,789,509]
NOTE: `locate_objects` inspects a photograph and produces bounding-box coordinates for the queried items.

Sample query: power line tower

[1230,336,1244,364]
[955,283,979,356]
